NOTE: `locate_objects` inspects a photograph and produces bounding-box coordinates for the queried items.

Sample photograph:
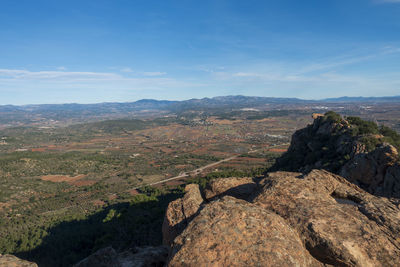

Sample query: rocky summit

[272,112,400,198]
[164,170,400,266]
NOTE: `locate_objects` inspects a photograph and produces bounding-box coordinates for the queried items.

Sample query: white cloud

[0,69,121,81]
[119,68,166,76]
[140,72,167,76]
[0,68,202,104]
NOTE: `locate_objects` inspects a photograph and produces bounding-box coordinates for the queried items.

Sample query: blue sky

[0,0,399,104]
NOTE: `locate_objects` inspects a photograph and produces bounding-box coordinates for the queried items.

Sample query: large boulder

[0,254,38,267]
[254,170,400,266]
[162,184,203,246]
[168,196,322,267]
[165,170,400,266]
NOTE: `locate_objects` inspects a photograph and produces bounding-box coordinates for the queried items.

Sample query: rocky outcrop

[254,170,400,266]
[162,184,203,246]
[165,170,400,266]
[272,112,400,198]
[340,144,400,198]
[162,178,259,247]
[0,254,38,267]
[73,246,168,267]
[272,113,361,173]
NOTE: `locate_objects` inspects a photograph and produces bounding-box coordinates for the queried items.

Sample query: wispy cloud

[140,72,167,76]
[119,68,166,76]
[0,68,203,104]
[0,68,168,81]
[0,42,399,104]
[0,69,121,81]
[203,45,400,99]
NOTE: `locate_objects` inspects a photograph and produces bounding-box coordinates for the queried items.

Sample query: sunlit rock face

[165,170,400,266]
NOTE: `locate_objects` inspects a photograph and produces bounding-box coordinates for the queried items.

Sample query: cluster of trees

[346,115,400,151]
[0,186,183,267]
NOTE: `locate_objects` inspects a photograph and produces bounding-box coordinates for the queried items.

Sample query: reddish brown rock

[168,196,322,267]
[0,254,38,267]
[312,113,324,119]
[254,170,400,266]
[204,177,258,200]
[162,184,203,246]
[165,170,400,266]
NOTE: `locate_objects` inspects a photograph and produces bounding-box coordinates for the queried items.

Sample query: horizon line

[1,94,400,107]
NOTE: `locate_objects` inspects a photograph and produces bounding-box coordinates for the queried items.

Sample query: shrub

[324,111,342,123]
[360,136,381,152]
[347,116,379,135]
[380,125,400,149]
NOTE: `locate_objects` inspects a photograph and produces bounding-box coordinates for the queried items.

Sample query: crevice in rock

[198,187,208,203]
[180,199,203,229]
[330,191,362,207]
[304,240,350,266]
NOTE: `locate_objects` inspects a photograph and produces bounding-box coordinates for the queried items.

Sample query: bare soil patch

[129,189,140,196]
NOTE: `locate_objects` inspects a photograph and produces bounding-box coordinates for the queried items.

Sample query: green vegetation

[346,115,400,150]
[1,161,281,266]
[380,125,400,148]
[347,116,379,135]
[323,111,343,123]
[8,187,184,267]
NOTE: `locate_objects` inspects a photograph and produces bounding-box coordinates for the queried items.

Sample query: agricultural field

[0,110,302,266]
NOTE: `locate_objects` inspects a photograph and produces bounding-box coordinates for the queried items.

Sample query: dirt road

[133,143,289,189]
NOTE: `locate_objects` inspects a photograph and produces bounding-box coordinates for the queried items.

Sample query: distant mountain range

[0,95,399,128]
[3,95,400,112]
